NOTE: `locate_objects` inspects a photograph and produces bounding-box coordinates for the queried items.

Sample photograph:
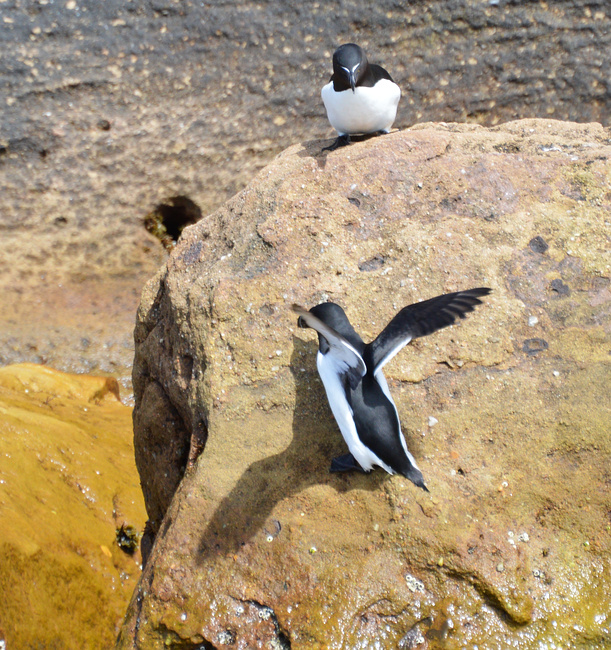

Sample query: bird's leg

[330,452,365,473]
[322,134,351,152]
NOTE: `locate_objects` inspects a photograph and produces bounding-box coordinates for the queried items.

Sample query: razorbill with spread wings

[293,288,491,490]
[321,43,401,151]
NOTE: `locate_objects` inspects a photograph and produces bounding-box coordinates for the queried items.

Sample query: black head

[305,302,350,330]
[332,43,368,92]
[297,302,364,352]
[297,301,348,329]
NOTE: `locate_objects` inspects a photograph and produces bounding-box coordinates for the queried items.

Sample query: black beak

[349,70,356,93]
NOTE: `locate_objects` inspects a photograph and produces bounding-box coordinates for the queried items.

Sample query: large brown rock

[119,120,611,648]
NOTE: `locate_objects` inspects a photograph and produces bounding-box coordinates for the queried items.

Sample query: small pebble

[496,563,504,572]
[528,316,539,326]
[518,532,529,543]
[428,416,438,427]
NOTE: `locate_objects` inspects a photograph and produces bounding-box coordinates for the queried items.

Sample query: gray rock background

[1,0,610,394]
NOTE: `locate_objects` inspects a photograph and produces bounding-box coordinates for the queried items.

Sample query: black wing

[368,288,491,373]
[369,63,394,83]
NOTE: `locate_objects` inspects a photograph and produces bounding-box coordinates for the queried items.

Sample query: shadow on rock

[298,138,330,169]
[196,336,384,560]
[298,131,400,169]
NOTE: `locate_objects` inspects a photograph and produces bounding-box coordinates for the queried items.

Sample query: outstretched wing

[292,304,366,389]
[368,288,491,374]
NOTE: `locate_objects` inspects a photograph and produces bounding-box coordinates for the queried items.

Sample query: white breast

[321,79,401,136]
[317,352,395,473]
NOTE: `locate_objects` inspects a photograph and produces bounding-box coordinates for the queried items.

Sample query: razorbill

[321,43,401,151]
[293,288,491,490]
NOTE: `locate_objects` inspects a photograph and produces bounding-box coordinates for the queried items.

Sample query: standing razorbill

[293,288,491,490]
[321,43,401,151]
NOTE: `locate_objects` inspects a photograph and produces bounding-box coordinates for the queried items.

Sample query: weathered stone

[119,120,611,647]
[0,364,146,649]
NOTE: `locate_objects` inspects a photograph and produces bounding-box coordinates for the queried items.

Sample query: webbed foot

[330,453,365,473]
[322,134,351,152]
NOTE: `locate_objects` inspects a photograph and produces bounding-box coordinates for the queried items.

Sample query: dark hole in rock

[523,338,549,356]
[528,236,549,254]
[116,523,139,555]
[348,197,361,207]
[358,254,385,272]
[144,195,202,250]
[97,118,111,131]
[550,278,570,295]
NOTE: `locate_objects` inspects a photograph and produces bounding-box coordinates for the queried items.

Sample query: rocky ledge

[119,120,610,648]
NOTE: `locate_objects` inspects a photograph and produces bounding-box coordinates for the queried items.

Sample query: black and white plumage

[321,43,401,150]
[293,288,491,491]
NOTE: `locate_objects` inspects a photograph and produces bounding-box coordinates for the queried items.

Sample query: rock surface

[1,1,611,390]
[120,120,611,648]
[0,364,146,649]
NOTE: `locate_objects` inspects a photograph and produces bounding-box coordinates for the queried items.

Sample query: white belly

[321,80,401,136]
[317,352,397,474]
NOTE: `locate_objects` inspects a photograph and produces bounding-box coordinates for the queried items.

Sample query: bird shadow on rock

[196,336,385,561]
[298,132,396,169]
[298,138,330,169]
